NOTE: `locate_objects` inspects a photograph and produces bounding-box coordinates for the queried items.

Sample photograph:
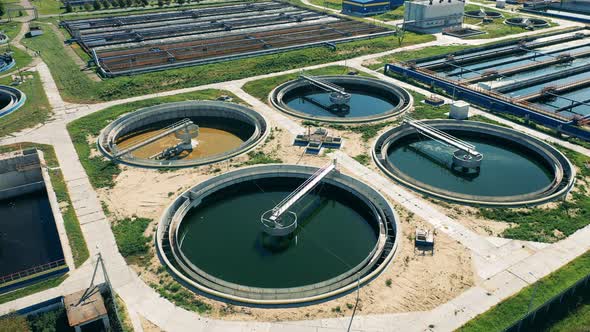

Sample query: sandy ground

[95,117,475,322]
[140,316,164,332]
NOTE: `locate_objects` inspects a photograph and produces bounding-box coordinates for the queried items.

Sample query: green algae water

[387,133,554,197]
[177,178,379,288]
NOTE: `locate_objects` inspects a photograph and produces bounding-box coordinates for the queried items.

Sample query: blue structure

[342,0,404,16]
[384,63,590,142]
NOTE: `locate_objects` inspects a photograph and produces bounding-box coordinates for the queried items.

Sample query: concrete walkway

[1,13,589,332]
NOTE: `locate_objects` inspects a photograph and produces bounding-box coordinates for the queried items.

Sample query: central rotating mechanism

[260,160,337,236]
[299,74,351,113]
[403,116,483,172]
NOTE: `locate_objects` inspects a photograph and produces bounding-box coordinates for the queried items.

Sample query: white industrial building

[403,0,465,33]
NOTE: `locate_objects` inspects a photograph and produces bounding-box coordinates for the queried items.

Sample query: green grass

[0,21,21,40]
[242,65,370,101]
[238,151,282,166]
[309,0,341,10]
[23,22,434,103]
[0,71,52,138]
[0,45,34,74]
[463,4,555,39]
[545,300,590,332]
[479,148,590,243]
[459,250,590,332]
[353,153,370,165]
[112,217,151,263]
[151,281,211,314]
[66,89,239,189]
[0,275,67,305]
[31,0,63,15]
[0,143,89,267]
[373,6,404,21]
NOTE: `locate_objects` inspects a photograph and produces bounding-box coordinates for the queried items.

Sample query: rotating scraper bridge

[61,1,395,77]
[261,160,337,236]
[403,116,483,170]
[98,101,268,168]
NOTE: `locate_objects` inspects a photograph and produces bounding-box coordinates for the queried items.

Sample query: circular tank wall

[465,10,504,19]
[98,101,268,168]
[373,120,575,206]
[0,54,15,73]
[505,17,550,28]
[270,76,412,123]
[156,164,399,304]
[0,85,26,118]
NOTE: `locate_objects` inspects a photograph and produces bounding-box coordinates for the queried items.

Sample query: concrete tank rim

[269,75,413,124]
[0,85,27,119]
[155,163,401,305]
[372,119,576,207]
[96,100,269,169]
[504,17,550,27]
[464,10,504,18]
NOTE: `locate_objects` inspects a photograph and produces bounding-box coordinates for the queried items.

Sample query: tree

[83,2,92,10]
[125,0,133,7]
[118,0,126,8]
[395,24,406,46]
[101,0,110,8]
[93,0,101,10]
[140,0,148,6]
[157,0,164,6]
[65,2,74,12]
[0,2,5,17]
[177,0,185,5]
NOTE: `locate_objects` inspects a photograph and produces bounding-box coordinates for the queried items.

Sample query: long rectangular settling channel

[62,0,394,77]
[386,28,590,140]
[0,149,69,293]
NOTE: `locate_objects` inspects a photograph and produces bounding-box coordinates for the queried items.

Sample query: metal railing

[0,259,66,285]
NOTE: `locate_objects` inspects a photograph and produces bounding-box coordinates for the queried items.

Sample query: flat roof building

[404,0,465,32]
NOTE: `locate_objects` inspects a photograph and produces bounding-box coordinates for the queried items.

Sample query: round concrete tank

[270,75,412,123]
[156,164,400,304]
[0,85,26,118]
[373,120,575,206]
[98,101,268,168]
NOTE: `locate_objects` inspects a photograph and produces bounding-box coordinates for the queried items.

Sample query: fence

[0,259,66,285]
[505,273,590,332]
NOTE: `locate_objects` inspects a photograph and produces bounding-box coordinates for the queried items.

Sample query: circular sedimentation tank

[505,17,550,28]
[98,101,268,168]
[157,164,399,304]
[0,85,26,118]
[0,54,15,73]
[373,120,575,206]
[270,75,412,123]
[465,10,504,19]
[0,33,8,45]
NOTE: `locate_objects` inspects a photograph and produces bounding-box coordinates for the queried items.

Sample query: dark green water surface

[177,178,379,288]
[284,83,399,118]
[387,133,554,197]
